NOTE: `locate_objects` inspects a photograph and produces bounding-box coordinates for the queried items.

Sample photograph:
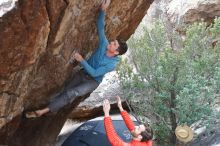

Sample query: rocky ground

[188,121,220,146]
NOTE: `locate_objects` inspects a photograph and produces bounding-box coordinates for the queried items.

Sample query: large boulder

[69,72,128,120]
[0,0,153,145]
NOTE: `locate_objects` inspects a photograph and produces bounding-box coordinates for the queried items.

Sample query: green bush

[117,18,220,145]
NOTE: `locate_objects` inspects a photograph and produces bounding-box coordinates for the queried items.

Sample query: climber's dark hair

[116,39,128,55]
[140,123,153,142]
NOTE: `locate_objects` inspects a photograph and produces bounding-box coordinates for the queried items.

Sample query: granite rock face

[0,0,153,145]
[144,0,220,28]
[166,0,220,25]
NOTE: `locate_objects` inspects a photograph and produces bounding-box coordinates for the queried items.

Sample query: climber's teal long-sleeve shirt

[80,10,119,82]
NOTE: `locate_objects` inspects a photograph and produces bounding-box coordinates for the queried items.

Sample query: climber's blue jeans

[48,70,99,112]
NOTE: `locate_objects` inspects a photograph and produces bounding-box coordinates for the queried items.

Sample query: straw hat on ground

[175,125,194,143]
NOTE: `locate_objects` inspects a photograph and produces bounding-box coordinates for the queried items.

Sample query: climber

[103,96,153,146]
[25,0,128,118]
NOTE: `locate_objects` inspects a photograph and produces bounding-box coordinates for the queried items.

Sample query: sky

[0,0,18,17]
